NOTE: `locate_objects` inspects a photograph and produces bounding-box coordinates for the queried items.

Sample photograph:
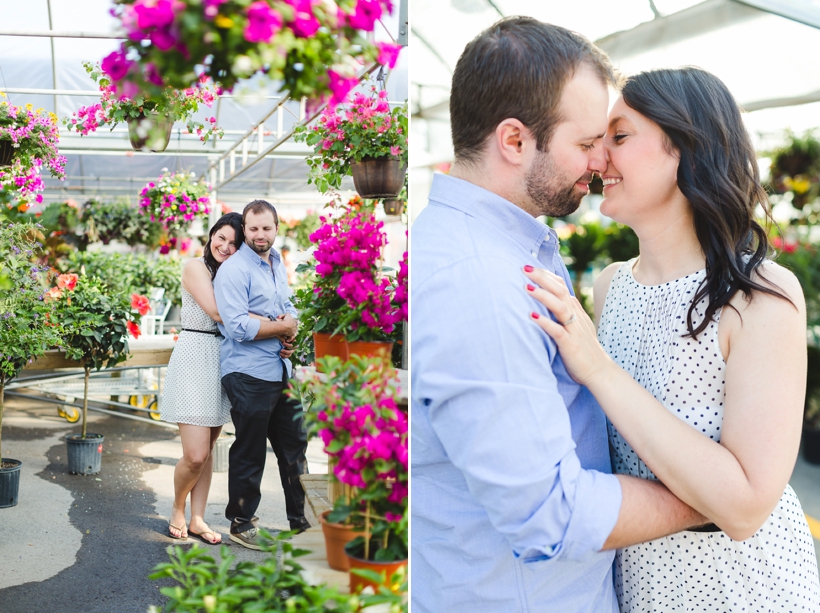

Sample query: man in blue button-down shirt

[214,200,309,549]
[412,18,706,612]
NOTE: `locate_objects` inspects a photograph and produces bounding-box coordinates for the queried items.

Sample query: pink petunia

[244,1,283,43]
[376,42,402,69]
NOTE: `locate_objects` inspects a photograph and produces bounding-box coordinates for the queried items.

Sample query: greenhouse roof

[0,0,409,216]
[410,0,820,171]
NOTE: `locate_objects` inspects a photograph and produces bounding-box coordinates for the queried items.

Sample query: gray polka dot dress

[598,259,820,612]
[160,262,232,427]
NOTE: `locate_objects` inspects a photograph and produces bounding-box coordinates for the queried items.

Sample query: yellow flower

[25,103,33,111]
[0,91,6,98]
[49,112,58,125]
[214,15,234,28]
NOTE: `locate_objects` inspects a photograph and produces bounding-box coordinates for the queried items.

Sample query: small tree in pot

[49,274,143,474]
[0,222,61,506]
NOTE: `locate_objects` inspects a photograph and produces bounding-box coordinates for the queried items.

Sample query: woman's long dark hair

[621,67,790,338]
[202,212,244,280]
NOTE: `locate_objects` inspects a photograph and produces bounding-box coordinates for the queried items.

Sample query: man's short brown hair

[450,17,619,164]
[242,199,279,225]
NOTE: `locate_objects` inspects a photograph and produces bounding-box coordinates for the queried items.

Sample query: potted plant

[279,210,322,251]
[0,94,67,205]
[0,222,62,507]
[105,0,402,107]
[293,87,408,197]
[768,130,820,208]
[138,169,212,240]
[64,60,223,151]
[49,274,144,474]
[290,354,406,584]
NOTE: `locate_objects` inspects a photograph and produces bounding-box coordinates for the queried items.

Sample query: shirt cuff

[243,317,261,341]
[559,470,622,561]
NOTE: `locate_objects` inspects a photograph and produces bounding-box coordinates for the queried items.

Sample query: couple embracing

[412,17,820,612]
[161,200,310,549]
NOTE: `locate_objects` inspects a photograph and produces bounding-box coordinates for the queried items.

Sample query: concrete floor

[0,396,327,612]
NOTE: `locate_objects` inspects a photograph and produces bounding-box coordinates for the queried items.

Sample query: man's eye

[581,143,595,151]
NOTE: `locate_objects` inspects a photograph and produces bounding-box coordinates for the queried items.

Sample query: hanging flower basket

[127,112,174,152]
[351,158,407,199]
[382,199,404,216]
[0,140,14,167]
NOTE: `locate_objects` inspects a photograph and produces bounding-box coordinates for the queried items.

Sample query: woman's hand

[523,266,613,387]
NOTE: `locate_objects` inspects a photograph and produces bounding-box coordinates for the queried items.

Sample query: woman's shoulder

[725,259,806,325]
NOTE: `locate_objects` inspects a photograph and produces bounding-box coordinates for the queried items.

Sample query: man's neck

[450,161,535,218]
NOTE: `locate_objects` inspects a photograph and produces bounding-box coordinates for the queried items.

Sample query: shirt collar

[429,173,555,253]
[238,242,281,266]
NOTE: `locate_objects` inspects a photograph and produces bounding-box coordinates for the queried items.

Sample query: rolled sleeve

[214,266,260,342]
[419,256,622,563]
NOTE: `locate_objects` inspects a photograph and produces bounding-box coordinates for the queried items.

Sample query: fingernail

[526,284,536,292]
[524,265,534,272]
[531,312,540,319]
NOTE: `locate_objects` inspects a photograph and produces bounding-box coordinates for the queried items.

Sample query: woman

[525,67,820,610]
[161,212,245,545]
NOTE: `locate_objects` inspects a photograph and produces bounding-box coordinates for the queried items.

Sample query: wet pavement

[0,396,327,613]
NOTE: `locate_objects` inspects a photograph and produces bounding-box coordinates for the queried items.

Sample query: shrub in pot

[50,275,143,474]
[0,222,61,506]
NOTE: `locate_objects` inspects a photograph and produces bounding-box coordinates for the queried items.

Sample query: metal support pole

[257,123,264,154]
[46,0,58,114]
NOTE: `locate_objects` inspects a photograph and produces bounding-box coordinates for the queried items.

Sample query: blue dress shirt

[411,174,622,613]
[213,242,297,382]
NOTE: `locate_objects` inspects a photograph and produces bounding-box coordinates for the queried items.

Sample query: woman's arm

[525,264,806,541]
[182,259,222,322]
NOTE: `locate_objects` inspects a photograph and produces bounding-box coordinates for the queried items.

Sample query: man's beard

[526,149,592,217]
[247,237,273,253]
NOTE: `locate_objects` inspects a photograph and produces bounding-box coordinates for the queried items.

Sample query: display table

[23,334,177,370]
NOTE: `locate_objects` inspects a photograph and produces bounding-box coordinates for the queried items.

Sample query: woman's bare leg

[188,426,223,541]
[170,423,213,537]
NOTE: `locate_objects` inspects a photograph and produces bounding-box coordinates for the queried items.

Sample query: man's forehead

[244,211,277,225]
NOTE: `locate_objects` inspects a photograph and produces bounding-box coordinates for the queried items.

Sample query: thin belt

[182,328,223,338]
[689,523,721,533]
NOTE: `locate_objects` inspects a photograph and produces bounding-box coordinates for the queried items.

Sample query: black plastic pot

[382,199,404,216]
[66,433,105,475]
[802,428,820,465]
[0,140,15,167]
[0,459,22,508]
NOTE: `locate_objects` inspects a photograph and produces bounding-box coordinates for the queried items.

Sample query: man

[214,200,310,550]
[411,18,707,612]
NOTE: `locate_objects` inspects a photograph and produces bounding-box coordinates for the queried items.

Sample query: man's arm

[602,475,708,550]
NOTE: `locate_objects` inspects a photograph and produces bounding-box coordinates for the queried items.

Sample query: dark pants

[221,366,309,534]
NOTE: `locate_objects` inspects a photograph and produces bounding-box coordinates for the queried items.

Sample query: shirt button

[531,251,537,257]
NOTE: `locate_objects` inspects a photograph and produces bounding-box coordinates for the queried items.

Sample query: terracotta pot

[313,332,348,369]
[382,199,404,216]
[127,112,174,152]
[320,511,361,571]
[350,158,407,199]
[0,140,15,167]
[346,548,407,594]
[347,340,393,363]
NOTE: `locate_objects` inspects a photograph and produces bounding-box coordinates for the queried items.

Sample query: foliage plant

[63,62,223,144]
[49,274,142,437]
[0,94,67,205]
[139,170,212,236]
[149,530,363,612]
[279,209,322,251]
[291,355,408,562]
[0,222,62,462]
[82,198,166,249]
[58,251,183,308]
[106,0,402,106]
[293,87,408,194]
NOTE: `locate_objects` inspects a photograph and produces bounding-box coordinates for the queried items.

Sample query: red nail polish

[526,284,536,291]
[524,265,534,273]
[531,312,540,319]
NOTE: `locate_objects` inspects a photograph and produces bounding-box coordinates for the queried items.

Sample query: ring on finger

[559,314,576,326]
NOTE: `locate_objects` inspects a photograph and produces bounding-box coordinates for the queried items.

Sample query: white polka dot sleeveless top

[598,258,820,612]
[160,259,232,427]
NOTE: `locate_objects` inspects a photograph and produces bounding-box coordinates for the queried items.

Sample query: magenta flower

[133,0,177,29]
[244,1,283,43]
[327,70,358,105]
[203,0,228,19]
[377,42,402,69]
[346,0,383,30]
[285,0,321,37]
[101,49,134,82]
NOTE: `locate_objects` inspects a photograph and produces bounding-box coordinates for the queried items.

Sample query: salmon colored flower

[57,273,78,290]
[44,287,63,302]
[127,320,141,339]
[131,293,151,316]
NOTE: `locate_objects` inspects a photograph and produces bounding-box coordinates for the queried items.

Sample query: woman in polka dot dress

[526,67,820,611]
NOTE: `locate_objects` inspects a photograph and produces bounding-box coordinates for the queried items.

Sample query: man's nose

[588,143,607,173]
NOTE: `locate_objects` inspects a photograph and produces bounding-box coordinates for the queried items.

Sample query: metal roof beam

[0,30,124,39]
[734,0,820,30]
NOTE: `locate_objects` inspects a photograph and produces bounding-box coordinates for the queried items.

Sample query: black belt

[182,328,223,338]
[689,523,721,533]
